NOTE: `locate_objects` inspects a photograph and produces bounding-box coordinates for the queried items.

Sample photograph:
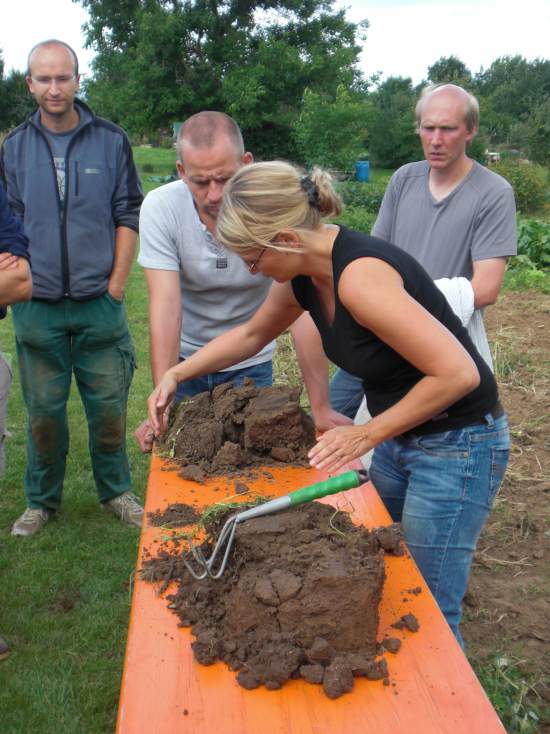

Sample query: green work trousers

[12,294,136,510]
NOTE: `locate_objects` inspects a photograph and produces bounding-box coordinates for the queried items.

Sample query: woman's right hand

[148,370,179,437]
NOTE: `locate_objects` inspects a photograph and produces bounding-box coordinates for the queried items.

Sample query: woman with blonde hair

[148,161,509,645]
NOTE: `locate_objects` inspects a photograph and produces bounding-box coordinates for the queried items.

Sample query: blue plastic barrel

[355,160,370,182]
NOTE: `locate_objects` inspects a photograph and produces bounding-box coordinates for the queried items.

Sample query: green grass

[0,149,546,732]
[132,145,178,194]
[471,654,544,734]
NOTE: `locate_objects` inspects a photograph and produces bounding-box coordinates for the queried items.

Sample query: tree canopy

[1,13,549,173]
[78,0,368,158]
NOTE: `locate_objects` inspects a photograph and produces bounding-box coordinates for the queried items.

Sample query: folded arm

[0,255,32,305]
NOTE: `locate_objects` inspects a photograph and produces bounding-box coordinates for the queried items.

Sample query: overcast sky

[1,0,548,85]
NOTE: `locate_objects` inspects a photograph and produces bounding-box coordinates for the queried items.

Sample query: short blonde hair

[216,161,342,254]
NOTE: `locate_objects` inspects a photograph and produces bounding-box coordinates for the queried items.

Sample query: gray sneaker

[103,492,143,527]
[11,507,50,537]
[0,635,10,662]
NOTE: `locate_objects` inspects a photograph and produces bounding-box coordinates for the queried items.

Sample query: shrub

[513,218,550,270]
[293,86,369,172]
[141,163,154,173]
[332,206,377,233]
[336,181,386,213]
[491,161,547,213]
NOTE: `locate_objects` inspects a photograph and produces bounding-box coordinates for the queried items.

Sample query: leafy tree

[0,51,35,132]
[293,85,369,170]
[524,98,550,168]
[366,77,422,169]
[474,55,550,144]
[77,0,368,157]
[427,56,472,85]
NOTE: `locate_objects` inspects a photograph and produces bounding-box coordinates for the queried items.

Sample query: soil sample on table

[156,379,315,480]
[142,502,395,699]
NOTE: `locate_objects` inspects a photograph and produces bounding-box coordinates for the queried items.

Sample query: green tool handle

[288,469,366,506]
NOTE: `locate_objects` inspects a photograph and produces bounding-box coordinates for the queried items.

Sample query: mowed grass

[0,148,544,732]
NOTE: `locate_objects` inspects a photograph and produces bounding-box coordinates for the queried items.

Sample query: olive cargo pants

[12,294,136,510]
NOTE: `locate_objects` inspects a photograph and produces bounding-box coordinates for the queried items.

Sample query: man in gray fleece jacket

[0,39,144,537]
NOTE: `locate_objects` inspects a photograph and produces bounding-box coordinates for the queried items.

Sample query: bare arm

[149,281,303,435]
[108,226,138,301]
[289,312,352,432]
[470,257,507,308]
[309,258,480,472]
[0,255,32,305]
[144,268,182,385]
[134,268,182,452]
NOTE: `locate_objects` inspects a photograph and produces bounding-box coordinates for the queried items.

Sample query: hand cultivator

[184,469,369,580]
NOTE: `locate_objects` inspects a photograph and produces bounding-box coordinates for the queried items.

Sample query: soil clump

[147,503,201,528]
[156,379,315,480]
[142,503,406,699]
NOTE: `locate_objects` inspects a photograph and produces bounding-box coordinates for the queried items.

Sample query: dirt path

[462,290,550,721]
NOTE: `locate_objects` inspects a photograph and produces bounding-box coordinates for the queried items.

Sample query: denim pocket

[416,430,469,459]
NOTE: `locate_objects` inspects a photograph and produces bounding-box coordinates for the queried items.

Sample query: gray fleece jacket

[0,99,143,301]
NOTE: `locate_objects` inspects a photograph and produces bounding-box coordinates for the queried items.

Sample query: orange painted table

[117,456,505,734]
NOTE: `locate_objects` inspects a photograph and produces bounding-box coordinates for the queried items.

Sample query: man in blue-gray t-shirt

[330,83,517,418]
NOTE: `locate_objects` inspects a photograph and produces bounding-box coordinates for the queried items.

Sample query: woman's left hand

[308,424,374,474]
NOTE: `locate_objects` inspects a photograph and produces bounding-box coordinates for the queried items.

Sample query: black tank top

[291,226,498,435]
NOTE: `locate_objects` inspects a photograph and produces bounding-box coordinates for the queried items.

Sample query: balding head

[176,111,244,164]
[27,39,79,77]
[416,84,479,133]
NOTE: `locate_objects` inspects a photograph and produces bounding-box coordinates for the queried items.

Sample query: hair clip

[300,175,321,210]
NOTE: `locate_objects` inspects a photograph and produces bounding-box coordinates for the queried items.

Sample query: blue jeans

[175,360,273,402]
[329,368,364,419]
[370,413,510,646]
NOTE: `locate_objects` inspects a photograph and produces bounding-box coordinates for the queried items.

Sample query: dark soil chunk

[234,481,250,495]
[323,659,354,699]
[391,613,420,633]
[382,637,402,654]
[300,664,324,684]
[372,523,405,555]
[148,503,201,528]
[143,501,392,699]
[179,465,207,484]
[157,380,315,480]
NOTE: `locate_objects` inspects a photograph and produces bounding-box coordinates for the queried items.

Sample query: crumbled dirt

[157,380,315,481]
[462,291,550,716]
[147,503,201,528]
[142,503,406,699]
[391,613,420,633]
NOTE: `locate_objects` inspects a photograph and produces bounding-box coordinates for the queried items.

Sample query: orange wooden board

[117,456,505,734]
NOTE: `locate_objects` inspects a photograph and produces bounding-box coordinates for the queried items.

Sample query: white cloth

[434,277,493,371]
[354,276,494,470]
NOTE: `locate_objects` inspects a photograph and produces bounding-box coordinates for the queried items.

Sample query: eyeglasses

[247,248,266,273]
[30,75,76,87]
